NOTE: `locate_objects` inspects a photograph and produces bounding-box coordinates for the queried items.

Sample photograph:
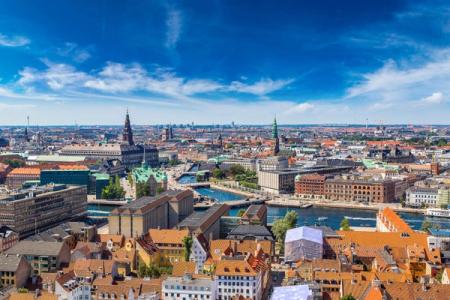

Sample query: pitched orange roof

[215,259,257,276]
[58,164,89,170]
[364,286,384,300]
[336,231,441,264]
[171,261,196,276]
[149,229,189,245]
[8,167,41,175]
[378,207,413,234]
[98,234,124,245]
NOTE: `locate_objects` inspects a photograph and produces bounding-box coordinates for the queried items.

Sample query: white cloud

[165,9,182,48]
[0,33,30,47]
[19,61,90,90]
[57,42,91,63]
[229,78,294,96]
[286,102,315,114]
[85,62,145,92]
[415,92,446,106]
[17,61,291,100]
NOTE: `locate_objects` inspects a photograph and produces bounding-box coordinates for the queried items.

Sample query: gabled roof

[149,229,189,245]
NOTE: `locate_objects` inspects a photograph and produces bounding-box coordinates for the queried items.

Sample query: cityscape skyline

[1,0,450,125]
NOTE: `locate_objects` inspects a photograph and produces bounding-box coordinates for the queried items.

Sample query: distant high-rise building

[272,117,279,156]
[122,110,134,145]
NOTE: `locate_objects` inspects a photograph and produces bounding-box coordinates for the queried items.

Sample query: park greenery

[271,211,298,253]
[182,236,193,262]
[138,262,172,278]
[340,295,356,300]
[340,218,351,231]
[230,164,259,189]
[212,168,226,179]
[101,175,125,199]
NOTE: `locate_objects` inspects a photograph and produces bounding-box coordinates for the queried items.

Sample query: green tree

[212,168,225,179]
[421,220,432,232]
[182,236,193,262]
[237,209,246,217]
[284,211,298,228]
[101,177,125,199]
[272,218,289,252]
[230,164,246,177]
[340,295,356,300]
[138,262,147,278]
[340,218,351,231]
[136,182,151,198]
[4,159,25,168]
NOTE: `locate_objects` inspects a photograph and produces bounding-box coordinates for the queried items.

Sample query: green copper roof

[361,159,399,170]
[208,155,231,164]
[272,117,278,139]
[92,173,110,180]
[132,165,168,183]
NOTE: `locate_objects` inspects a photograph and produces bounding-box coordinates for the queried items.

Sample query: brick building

[295,174,326,195]
[324,177,396,203]
[6,168,41,189]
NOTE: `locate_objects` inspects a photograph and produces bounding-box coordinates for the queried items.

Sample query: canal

[87,166,450,230]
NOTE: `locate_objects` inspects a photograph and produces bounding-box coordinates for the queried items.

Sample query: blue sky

[0,0,450,125]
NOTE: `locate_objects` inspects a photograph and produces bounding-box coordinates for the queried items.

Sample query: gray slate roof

[6,240,65,257]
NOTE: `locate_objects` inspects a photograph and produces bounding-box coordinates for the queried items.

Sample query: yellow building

[113,238,137,277]
[148,229,190,264]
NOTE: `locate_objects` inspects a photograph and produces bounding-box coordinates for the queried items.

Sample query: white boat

[425,208,450,218]
[317,217,328,222]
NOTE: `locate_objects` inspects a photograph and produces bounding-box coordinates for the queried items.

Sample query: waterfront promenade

[266,198,424,214]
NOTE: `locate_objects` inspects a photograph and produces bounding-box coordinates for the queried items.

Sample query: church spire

[272,116,278,139]
[122,109,134,145]
[272,116,279,156]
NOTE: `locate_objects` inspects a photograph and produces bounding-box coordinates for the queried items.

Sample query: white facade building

[189,235,208,273]
[215,259,264,300]
[55,273,91,300]
[162,274,216,300]
[406,187,438,208]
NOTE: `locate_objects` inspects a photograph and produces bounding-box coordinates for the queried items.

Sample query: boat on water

[425,208,450,218]
[317,216,328,222]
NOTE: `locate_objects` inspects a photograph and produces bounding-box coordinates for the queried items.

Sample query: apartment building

[0,254,31,288]
[6,241,71,274]
[0,184,87,238]
[324,177,396,203]
[148,229,189,264]
[163,273,216,300]
[406,187,438,207]
[215,257,265,300]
